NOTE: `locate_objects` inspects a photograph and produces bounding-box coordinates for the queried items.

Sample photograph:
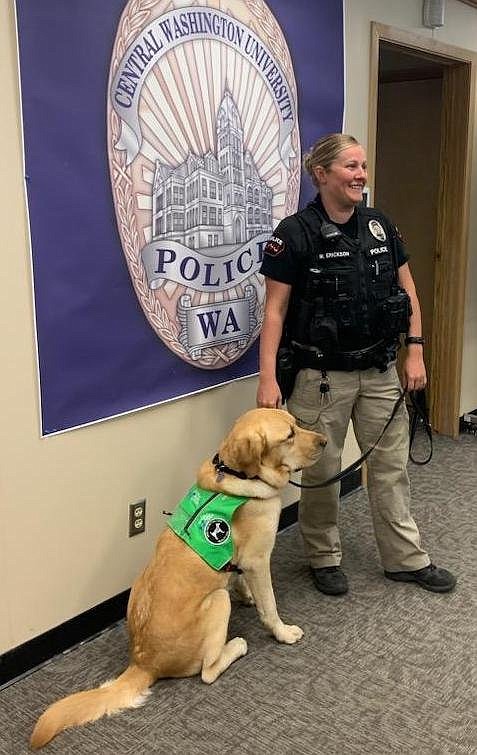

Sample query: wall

[0,0,262,655]
[1,0,476,657]
[0,1,353,656]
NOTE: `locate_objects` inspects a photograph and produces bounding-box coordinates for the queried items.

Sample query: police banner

[15,0,344,435]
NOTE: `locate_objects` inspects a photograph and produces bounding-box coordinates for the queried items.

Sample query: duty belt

[292,339,392,372]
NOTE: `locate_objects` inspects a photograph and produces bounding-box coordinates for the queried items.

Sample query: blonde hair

[303,133,360,189]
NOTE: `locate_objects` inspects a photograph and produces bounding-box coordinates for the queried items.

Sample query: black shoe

[384,563,457,593]
[311,566,349,595]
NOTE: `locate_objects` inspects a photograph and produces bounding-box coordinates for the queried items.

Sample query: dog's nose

[320,438,327,447]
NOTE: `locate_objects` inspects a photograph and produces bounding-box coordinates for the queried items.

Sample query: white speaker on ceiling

[423,0,445,28]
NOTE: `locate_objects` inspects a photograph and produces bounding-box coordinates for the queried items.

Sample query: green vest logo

[204,518,230,545]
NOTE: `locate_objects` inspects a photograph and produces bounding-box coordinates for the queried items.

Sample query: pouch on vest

[276,344,300,402]
[380,287,412,335]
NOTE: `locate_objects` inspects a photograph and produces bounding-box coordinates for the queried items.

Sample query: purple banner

[15,0,344,435]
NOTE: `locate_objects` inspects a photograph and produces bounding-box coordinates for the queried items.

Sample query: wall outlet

[129,500,146,537]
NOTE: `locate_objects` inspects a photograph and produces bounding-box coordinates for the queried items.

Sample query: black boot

[311,566,349,595]
[384,563,457,593]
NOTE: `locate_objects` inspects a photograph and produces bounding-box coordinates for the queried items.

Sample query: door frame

[368,23,476,437]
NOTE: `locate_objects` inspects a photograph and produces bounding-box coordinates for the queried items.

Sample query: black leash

[289,389,407,490]
[408,389,433,465]
[166,390,432,500]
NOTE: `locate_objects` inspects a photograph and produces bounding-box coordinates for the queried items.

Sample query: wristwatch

[405,336,425,346]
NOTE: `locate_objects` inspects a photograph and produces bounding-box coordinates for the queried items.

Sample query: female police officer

[257,133,456,595]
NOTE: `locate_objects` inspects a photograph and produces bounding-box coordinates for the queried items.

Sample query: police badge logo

[107,0,300,369]
[368,219,386,242]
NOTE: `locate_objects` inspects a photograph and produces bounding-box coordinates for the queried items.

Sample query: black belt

[293,340,391,372]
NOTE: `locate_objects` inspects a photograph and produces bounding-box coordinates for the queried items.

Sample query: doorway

[368,24,476,437]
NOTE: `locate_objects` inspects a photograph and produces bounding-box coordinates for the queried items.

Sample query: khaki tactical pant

[287,364,430,572]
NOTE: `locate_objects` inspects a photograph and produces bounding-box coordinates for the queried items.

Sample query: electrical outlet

[129,500,146,537]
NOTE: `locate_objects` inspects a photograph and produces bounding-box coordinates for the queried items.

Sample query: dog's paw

[274,623,304,644]
[231,637,248,656]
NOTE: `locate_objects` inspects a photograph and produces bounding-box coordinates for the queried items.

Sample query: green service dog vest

[168,485,248,571]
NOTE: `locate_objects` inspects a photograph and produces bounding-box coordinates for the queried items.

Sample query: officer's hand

[257,376,282,408]
[403,348,427,392]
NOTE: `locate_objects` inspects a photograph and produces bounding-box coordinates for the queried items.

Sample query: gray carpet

[1,432,475,754]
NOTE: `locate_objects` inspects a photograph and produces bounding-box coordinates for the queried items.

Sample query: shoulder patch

[264,235,285,257]
[394,225,405,243]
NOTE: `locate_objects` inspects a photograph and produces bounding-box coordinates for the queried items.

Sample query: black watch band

[405,336,425,346]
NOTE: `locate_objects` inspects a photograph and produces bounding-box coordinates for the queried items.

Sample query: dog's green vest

[168,485,248,571]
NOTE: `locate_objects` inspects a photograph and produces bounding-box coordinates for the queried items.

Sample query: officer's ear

[313,165,327,186]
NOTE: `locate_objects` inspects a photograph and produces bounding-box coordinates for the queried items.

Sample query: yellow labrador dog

[31,408,326,749]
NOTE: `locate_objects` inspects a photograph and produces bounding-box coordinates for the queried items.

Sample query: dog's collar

[213,453,250,482]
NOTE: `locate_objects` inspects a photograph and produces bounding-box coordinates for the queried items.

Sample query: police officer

[257,133,456,595]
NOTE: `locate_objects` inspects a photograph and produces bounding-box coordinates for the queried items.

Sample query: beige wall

[1,0,476,656]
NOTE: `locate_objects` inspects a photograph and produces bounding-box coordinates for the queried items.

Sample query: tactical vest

[168,485,248,571]
[288,203,410,370]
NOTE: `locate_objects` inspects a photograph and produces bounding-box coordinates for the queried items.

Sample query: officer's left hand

[257,375,283,408]
[403,347,427,392]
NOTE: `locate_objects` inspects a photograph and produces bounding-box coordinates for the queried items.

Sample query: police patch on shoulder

[264,235,285,257]
[368,220,386,242]
[394,225,405,242]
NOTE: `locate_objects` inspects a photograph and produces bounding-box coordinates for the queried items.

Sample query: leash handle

[408,389,433,465]
[289,389,406,490]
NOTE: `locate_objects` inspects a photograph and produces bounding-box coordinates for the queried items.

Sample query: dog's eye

[285,428,295,442]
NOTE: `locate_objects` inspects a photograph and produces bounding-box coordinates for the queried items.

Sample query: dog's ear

[219,429,265,477]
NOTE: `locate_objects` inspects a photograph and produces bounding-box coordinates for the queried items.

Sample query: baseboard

[0,590,130,689]
[0,470,361,689]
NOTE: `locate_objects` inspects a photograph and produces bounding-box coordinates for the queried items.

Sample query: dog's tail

[30,664,154,750]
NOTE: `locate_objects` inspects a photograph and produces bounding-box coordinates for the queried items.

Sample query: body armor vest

[288,203,410,370]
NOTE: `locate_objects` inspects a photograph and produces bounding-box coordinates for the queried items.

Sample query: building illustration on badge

[107,0,300,368]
